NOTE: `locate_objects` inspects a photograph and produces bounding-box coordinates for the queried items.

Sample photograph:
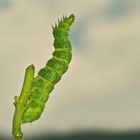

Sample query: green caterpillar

[22,14,75,123]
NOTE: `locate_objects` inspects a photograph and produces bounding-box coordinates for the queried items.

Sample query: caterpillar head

[52,14,75,38]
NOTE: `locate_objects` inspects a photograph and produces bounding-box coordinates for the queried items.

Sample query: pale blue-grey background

[0,0,140,138]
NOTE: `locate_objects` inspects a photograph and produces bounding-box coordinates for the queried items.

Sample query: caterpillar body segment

[22,14,75,123]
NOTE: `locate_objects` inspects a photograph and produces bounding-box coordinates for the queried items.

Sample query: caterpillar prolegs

[21,14,75,123]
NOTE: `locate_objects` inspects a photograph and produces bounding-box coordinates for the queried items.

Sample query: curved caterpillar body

[22,14,75,123]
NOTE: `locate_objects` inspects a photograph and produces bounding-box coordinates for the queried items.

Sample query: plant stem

[12,65,35,140]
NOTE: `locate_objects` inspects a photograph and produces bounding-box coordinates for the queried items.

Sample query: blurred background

[1,0,140,139]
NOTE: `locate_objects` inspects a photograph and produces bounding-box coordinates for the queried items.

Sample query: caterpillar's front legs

[12,65,35,140]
